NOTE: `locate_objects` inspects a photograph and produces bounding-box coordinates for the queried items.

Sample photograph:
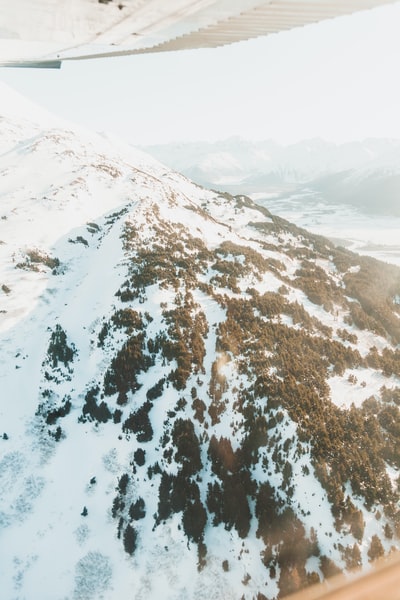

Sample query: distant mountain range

[309,167,400,217]
[142,138,400,214]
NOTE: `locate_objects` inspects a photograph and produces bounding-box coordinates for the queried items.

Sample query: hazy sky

[1,1,400,146]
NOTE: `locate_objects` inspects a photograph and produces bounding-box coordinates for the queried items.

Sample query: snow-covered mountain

[141,137,400,195]
[1,84,400,600]
[309,160,400,217]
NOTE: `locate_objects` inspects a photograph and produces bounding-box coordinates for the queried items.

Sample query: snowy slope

[1,85,400,600]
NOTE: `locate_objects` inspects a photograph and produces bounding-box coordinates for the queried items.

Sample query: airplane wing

[0,0,396,68]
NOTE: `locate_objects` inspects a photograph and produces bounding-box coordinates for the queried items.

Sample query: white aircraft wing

[0,0,395,68]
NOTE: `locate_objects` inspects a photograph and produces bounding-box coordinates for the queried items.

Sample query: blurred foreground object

[287,549,400,600]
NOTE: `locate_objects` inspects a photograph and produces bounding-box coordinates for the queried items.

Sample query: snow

[0,81,64,128]
[328,368,400,409]
[1,83,400,600]
[257,190,400,267]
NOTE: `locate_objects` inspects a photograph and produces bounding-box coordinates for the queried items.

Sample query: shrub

[47,325,75,368]
[45,398,71,425]
[123,524,137,555]
[172,419,202,476]
[123,401,153,442]
[129,498,146,521]
[104,334,150,397]
[182,499,207,544]
[118,473,129,495]
[319,556,341,579]
[368,535,384,562]
[134,448,146,466]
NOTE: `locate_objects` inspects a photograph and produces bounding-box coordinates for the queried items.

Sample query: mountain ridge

[1,89,400,600]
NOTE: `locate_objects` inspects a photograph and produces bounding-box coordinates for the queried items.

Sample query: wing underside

[0,0,396,68]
